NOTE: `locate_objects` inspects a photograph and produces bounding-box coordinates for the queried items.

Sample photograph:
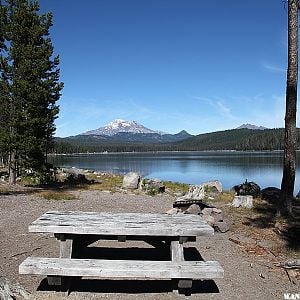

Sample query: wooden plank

[47,234,73,288]
[19,257,224,279]
[54,234,73,259]
[28,211,214,237]
[170,241,184,262]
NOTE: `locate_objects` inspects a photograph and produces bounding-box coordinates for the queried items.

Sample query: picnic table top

[29,211,214,237]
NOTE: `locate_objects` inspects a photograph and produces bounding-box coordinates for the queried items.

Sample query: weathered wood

[170,241,184,262]
[178,279,193,289]
[170,241,192,291]
[55,235,73,259]
[179,236,189,244]
[47,275,62,286]
[19,257,224,279]
[28,211,214,237]
[49,234,73,289]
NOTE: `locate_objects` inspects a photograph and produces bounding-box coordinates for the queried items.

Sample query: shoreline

[48,149,285,156]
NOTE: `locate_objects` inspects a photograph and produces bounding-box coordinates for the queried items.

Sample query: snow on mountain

[81,119,166,136]
[236,123,267,130]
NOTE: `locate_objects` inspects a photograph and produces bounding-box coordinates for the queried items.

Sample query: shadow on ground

[38,278,219,295]
[243,196,300,250]
[36,246,219,295]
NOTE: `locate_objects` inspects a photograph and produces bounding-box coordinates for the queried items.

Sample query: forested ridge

[52,128,300,153]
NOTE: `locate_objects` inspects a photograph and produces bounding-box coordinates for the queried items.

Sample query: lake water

[48,151,300,192]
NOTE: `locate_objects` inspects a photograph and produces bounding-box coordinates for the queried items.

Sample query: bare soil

[0,186,299,300]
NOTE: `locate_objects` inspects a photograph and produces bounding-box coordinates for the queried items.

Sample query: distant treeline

[52,128,300,153]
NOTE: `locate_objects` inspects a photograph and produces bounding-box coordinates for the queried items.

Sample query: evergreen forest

[52,128,300,154]
[0,0,63,183]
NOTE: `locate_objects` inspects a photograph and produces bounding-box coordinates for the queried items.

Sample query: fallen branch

[229,238,241,245]
[10,247,41,258]
[281,260,300,269]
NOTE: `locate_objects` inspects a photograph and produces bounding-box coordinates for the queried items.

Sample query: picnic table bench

[19,211,224,294]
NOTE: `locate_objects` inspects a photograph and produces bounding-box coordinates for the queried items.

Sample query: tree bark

[279,0,299,215]
[8,149,16,184]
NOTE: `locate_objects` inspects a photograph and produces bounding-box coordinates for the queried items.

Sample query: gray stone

[202,208,213,215]
[165,208,179,215]
[122,172,141,189]
[212,208,222,214]
[62,167,89,183]
[140,178,165,194]
[202,214,215,226]
[202,180,223,193]
[232,195,253,208]
[214,220,230,233]
[0,277,30,300]
[212,212,224,223]
[179,185,205,200]
[185,204,201,215]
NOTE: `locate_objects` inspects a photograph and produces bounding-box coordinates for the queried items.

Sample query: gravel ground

[0,189,298,300]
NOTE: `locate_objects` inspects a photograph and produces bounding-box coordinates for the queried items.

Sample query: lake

[48,151,300,192]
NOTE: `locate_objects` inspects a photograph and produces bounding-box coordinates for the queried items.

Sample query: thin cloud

[262,62,286,73]
[193,96,236,120]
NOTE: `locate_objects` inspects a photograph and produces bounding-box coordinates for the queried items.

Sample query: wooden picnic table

[19,211,224,295]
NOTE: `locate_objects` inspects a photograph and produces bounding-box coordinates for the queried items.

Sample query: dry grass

[34,191,77,200]
[220,196,300,258]
[163,181,189,195]
[86,173,124,192]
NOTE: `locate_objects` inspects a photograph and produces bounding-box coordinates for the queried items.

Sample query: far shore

[48,149,286,156]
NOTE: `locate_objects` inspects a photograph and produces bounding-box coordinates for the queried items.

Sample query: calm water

[48,151,300,192]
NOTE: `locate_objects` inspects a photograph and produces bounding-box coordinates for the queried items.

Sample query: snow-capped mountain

[81,119,165,136]
[236,123,267,130]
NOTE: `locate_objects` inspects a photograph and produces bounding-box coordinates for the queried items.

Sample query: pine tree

[280,0,299,215]
[0,0,63,183]
[0,1,10,167]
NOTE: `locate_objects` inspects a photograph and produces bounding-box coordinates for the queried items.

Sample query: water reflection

[48,151,300,191]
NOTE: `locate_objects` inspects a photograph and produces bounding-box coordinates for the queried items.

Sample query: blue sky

[40,0,291,137]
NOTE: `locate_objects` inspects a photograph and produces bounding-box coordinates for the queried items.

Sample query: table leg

[170,240,192,295]
[47,234,73,292]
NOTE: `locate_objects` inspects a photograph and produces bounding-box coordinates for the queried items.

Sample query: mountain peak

[81,119,164,136]
[236,123,267,130]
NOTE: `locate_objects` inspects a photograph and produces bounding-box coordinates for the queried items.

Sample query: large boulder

[62,167,89,183]
[233,180,260,197]
[202,180,223,193]
[122,172,141,189]
[184,204,201,215]
[140,178,165,195]
[261,187,280,202]
[179,185,205,200]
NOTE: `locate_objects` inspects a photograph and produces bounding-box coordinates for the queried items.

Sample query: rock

[202,207,213,215]
[179,185,205,200]
[202,180,223,193]
[62,167,89,183]
[140,178,165,194]
[261,187,281,201]
[212,212,224,222]
[122,172,141,189]
[184,204,201,215]
[0,277,30,300]
[214,220,230,233]
[202,214,215,226]
[212,208,222,214]
[166,208,179,215]
[233,180,260,197]
[232,195,253,208]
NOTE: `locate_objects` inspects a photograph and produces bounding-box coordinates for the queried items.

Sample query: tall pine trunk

[280,0,299,215]
[8,149,16,184]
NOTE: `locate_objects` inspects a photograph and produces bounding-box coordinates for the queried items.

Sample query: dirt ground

[0,187,299,300]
